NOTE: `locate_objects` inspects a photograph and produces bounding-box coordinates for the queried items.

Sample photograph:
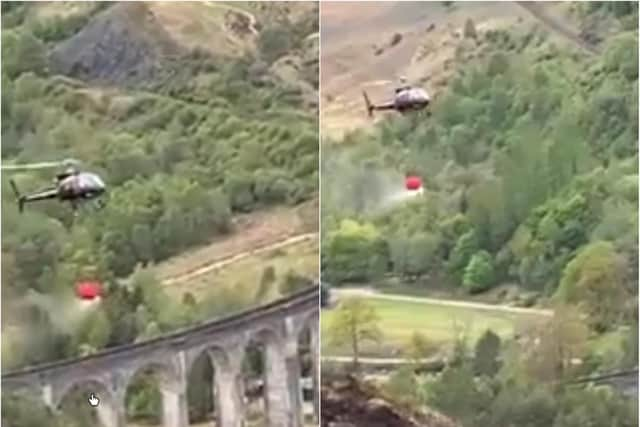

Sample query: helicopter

[362,77,431,117]
[3,159,107,214]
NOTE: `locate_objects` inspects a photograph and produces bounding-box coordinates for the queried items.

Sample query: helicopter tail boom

[9,179,26,213]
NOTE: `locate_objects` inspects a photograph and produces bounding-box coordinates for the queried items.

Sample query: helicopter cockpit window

[397,88,430,103]
[78,174,105,190]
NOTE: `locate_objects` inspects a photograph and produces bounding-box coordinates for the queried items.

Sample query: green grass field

[321,297,545,357]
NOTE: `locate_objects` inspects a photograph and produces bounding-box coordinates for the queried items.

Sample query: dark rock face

[49,2,181,86]
[321,377,458,427]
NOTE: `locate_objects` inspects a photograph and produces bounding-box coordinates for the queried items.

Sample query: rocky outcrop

[49,2,182,86]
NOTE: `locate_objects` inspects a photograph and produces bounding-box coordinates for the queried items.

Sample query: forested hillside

[322,2,637,310]
[322,2,637,426]
[2,0,317,366]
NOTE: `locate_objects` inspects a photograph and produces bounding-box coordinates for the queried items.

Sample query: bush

[463,250,495,293]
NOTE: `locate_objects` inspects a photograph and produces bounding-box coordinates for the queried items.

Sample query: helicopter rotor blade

[1,158,80,171]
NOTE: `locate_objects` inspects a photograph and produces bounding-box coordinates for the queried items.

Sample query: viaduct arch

[2,286,319,427]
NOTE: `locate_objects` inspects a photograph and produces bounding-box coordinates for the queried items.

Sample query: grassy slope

[164,236,319,300]
[149,199,317,280]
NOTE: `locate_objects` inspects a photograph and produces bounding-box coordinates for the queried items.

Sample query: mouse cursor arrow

[88,393,100,407]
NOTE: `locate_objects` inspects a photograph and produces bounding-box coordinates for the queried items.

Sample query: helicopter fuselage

[11,171,106,213]
[57,172,106,201]
[363,86,431,117]
[393,87,430,111]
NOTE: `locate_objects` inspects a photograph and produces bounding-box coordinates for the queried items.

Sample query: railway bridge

[2,286,319,427]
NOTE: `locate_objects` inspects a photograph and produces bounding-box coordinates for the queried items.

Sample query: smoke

[3,289,100,367]
[324,152,423,217]
[24,289,99,335]
[379,186,423,211]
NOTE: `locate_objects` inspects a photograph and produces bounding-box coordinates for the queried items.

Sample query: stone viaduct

[2,285,319,427]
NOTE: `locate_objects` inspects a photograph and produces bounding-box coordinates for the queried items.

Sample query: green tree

[463,250,495,293]
[404,330,438,363]
[447,230,479,282]
[473,329,501,377]
[389,232,440,279]
[463,18,477,39]
[556,241,630,331]
[424,364,493,426]
[384,366,419,407]
[553,386,637,427]
[620,315,638,368]
[279,270,312,294]
[520,305,589,382]
[1,395,53,427]
[75,308,111,353]
[254,265,276,302]
[1,29,47,78]
[483,383,557,427]
[328,297,382,372]
[257,26,293,63]
[324,219,388,283]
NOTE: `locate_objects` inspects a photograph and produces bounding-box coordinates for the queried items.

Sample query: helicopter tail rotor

[362,91,374,118]
[9,179,25,213]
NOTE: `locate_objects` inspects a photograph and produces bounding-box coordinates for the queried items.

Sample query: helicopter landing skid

[88,199,106,212]
[69,198,105,216]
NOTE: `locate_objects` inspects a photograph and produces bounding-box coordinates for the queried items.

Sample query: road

[332,287,554,317]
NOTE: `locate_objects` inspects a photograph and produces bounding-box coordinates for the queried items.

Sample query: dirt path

[515,1,600,55]
[205,1,258,36]
[148,198,317,281]
[332,288,554,316]
[515,2,599,55]
[161,232,317,286]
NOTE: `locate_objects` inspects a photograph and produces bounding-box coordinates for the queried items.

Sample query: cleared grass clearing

[165,236,318,300]
[321,297,544,357]
[152,201,316,281]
